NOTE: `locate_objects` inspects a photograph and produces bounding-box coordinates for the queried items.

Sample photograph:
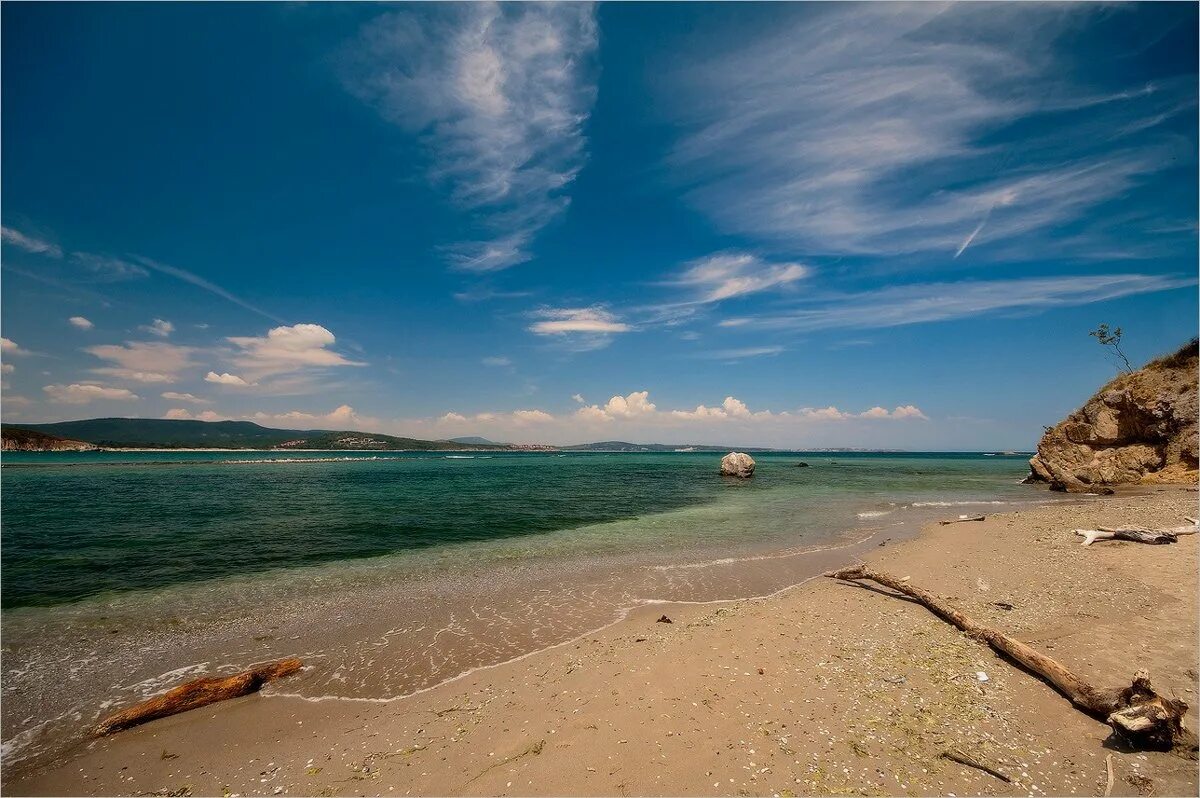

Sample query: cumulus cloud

[226,323,365,379]
[575,390,657,422]
[164,408,224,421]
[69,316,94,330]
[1,226,62,258]
[205,371,253,387]
[85,341,198,384]
[343,3,599,271]
[139,318,174,337]
[1,338,30,356]
[2,363,14,375]
[44,383,139,404]
[249,404,366,429]
[161,391,209,404]
[571,393,585,404]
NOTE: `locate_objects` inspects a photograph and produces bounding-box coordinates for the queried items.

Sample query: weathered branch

[939,515,986,525]
[95,658,302,736]
[824,564,1197,754]
[1073,519,1199,546]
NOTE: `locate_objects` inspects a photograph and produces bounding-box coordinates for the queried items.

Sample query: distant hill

[561,441,735,452]
[2,427,99,452]
[449,436,503,446]
[3,418,510,451]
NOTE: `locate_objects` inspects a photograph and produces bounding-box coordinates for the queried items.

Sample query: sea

[0,449,1062,776]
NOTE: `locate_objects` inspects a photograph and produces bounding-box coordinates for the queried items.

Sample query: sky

[1,2,1196,449]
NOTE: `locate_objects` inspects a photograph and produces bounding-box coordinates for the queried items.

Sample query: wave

[856,509,894,518]
[910,500,1009,507]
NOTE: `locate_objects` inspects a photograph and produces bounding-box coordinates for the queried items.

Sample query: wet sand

[7,487,1198,797]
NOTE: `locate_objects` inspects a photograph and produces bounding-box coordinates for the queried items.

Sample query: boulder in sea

[1027,339,1198,492]
[795,461,810,468]
[720,451,755,478]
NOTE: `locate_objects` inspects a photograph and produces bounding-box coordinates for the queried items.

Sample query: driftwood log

[95,658,302,736]
[939,515,986,526]
[1073,518,1199,547]
[825,564,1197,755]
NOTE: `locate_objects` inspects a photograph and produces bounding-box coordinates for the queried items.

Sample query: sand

[7,487,1198,797]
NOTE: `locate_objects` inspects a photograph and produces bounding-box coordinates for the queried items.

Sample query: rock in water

[720,451,755,478]
[1027,339,1198,492]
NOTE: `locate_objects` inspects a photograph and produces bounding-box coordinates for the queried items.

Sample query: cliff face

[1028,340,1198,492]
[1,427,99,452]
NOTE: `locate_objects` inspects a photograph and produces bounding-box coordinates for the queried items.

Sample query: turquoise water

[2,450,1032,608]
[2,449,1056,774]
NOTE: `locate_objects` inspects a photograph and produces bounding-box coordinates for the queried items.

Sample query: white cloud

[250,404,366,429]
[44,383,139,404]
[206,371,253,387]
[164,408,224,421]
[1,338,30,356]
[1,363,13,374]
[667,4,1193,260]
[571,393,585,404]
[575,391,657,422]
[140,318,174,337]
[440,411,468,423]
[1,226,62,258]
[72,253,149,280]
[696,346,784,360]
[343,3,599,271]
[134,257,284,323]
[482,356,512,367]
[530,306,633,348]
[226,323,365,378]
[161,391,209,404]
[669,253,808,303]
[85,341,198,384]
[724,273,1196,333]
[511,409,554,424]
[69,316,94,330]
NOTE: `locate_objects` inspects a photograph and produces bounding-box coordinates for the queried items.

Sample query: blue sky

[2,2,1196,449]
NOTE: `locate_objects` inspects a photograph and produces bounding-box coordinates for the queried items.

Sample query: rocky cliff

[1027,339,1198,492]
[1,427,99,452]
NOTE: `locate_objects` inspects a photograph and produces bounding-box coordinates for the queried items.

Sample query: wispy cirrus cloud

[343,2,598,272]
[667,253,809,304]
[1,226,63,258]
[719,273,1196,333]
[667,3,1195,262]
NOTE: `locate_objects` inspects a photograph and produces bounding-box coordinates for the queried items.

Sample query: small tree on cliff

[1089,323,1133,373]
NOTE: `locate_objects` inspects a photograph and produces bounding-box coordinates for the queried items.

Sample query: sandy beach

[5,486,1196,797]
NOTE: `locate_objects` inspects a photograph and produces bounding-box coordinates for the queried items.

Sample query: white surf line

[265,523,902,706]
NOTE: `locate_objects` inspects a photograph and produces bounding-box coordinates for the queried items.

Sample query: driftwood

[939,748,1012,783]
[939,515,986,525]
[95,658,302,736]
[825,564,1197,754]
[1073,518,1199,547]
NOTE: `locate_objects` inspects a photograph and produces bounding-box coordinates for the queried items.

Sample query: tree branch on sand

[94,658,303,736]
[1073,518,1198,546]
[824,564,1198,755]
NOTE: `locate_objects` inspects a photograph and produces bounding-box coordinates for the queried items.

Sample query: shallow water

[1,450,1054,774]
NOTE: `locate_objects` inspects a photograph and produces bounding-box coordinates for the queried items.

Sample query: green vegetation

[1,418,509,451]
[1088,322,1133,373]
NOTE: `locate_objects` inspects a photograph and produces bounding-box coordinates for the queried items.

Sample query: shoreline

[7,485,1196,796]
